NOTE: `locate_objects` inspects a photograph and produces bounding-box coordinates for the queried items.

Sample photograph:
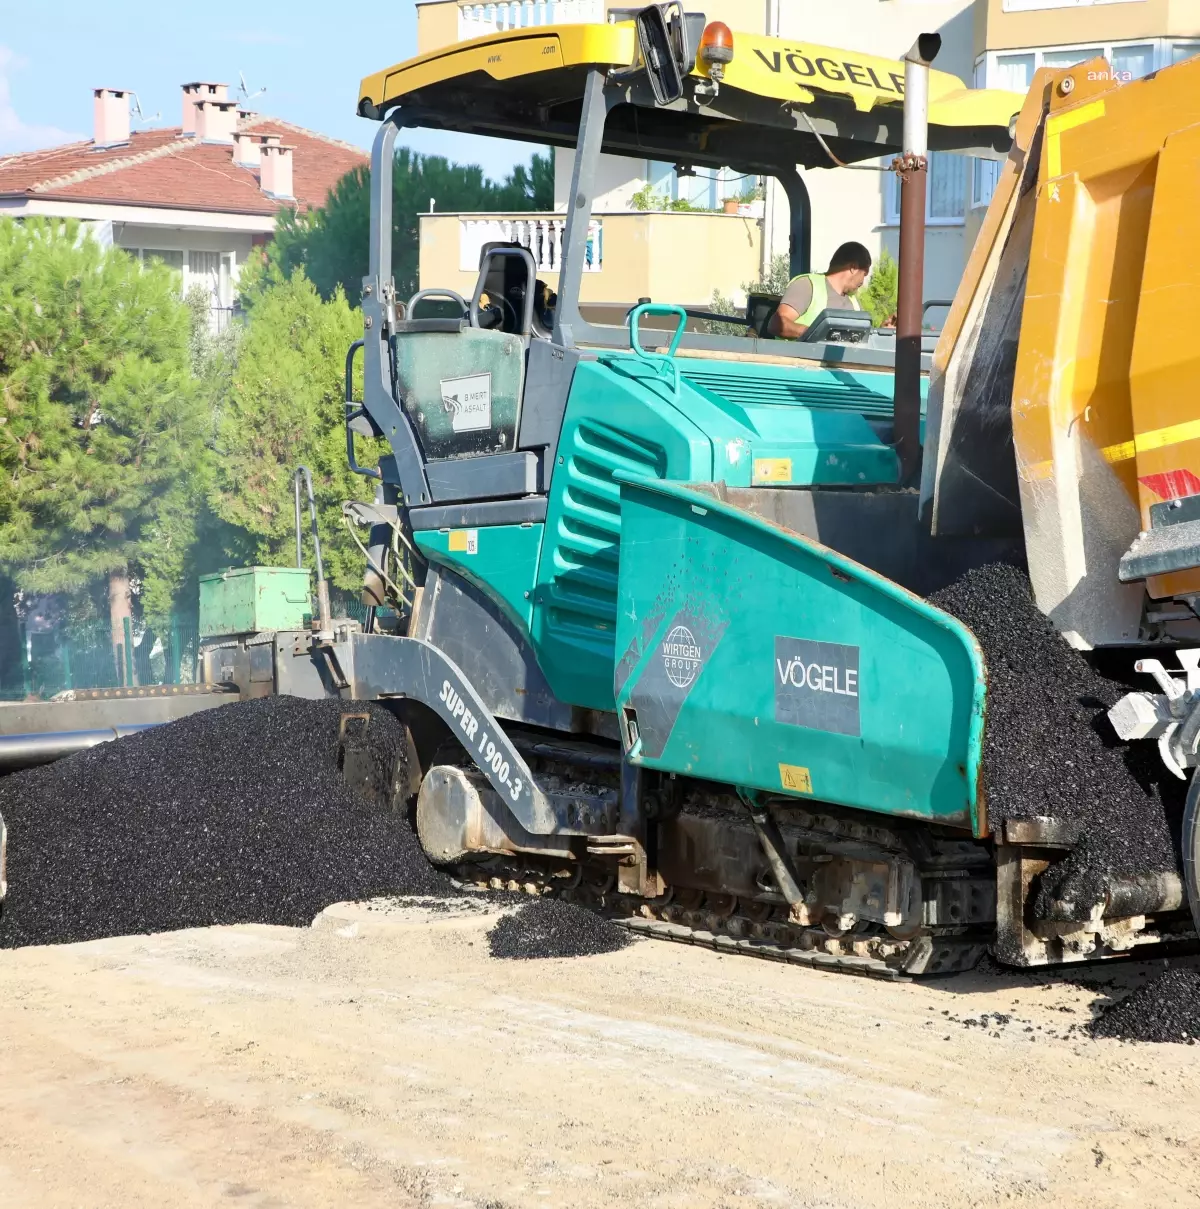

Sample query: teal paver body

[416,346,977,831]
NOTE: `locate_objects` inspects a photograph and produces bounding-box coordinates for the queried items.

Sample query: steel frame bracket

[613,759,664,897]
[334,631,557,833]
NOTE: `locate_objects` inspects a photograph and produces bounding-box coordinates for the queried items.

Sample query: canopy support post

[361,112,431,508]
[366,115,397,290]
[554,70,615,348]
[777,169,811,281]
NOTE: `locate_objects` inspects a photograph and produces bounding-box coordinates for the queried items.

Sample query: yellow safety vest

[789,273,862,327]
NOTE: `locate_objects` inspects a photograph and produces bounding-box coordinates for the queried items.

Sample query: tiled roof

[0,114,366,216]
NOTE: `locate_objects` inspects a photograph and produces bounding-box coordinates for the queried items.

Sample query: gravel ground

[0,696,452,948]
[929,564,1183,892]
[1090,967,1200,1043]
[5,910,1199,1208]
[487,896,632,960]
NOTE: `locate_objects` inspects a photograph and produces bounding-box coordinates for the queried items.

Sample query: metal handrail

[343,340,380,480]
[294,466,333,637]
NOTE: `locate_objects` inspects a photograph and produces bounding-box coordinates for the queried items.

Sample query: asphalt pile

[0,696,639,963]
[1091,967,1200,1043]
[929,564,1184,901]
[487,896,632,960]
[0,696,453,948]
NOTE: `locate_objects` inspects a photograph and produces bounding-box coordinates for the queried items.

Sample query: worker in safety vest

[768,241,872,340]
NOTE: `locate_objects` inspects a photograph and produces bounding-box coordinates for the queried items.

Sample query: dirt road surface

[3,897,1199,1208]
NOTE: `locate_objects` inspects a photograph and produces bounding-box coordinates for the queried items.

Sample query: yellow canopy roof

[358,23,1023,170]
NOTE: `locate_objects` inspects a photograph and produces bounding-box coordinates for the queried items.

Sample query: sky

[0,0,536,179]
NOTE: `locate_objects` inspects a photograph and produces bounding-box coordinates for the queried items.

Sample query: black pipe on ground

[0,724,160,771]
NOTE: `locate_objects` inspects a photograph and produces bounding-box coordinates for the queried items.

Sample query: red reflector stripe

[1139,469,1200,501]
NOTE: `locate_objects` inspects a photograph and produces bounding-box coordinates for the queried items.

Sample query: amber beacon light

[698,21,735,81]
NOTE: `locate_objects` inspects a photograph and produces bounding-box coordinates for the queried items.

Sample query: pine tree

[0,218,210,663]
[209,266,377,593]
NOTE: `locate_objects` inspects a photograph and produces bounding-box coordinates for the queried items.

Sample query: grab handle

[628,303,686,397]
[344,340,382,480]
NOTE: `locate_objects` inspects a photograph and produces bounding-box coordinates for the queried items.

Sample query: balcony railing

[460,214,603,274]
[458,0,604,38]
[209,305,236,334]
[424,210,761,308]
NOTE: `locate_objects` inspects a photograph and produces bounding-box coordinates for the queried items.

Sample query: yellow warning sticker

[779,763,813,794]
[1046,99,1105,177]
[447,528,479,554]
[754,457,793,484]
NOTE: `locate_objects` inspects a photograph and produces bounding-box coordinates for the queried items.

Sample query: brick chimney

[194,98,238,144]
[93,88,130,149]
[260,143,294,200]
[181,82,228,136]
[232,130,260,167]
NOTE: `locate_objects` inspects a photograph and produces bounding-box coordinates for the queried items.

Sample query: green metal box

[199,566,312,637]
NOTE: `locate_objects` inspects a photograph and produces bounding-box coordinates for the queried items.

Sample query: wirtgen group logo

[662,624,702,689]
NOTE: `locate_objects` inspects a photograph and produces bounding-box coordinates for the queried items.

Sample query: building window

[189,250,223,306]
[885,152,966,225]
[1040,47,1103,71]
[992,52,1036,91]
[677,167,725,210]
[971,55,1032,208]
[119,246,236,330]
[646,159,674,198]
[1110,44,1155,79]
[971,38,1196,210]
[142,248,184,275]
[641,161,731,210]
[929,154,967,220]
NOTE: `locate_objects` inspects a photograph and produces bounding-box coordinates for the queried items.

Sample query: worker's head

[826,242,872,294]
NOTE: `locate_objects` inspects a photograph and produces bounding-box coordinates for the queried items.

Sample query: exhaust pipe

[893,33,940,484]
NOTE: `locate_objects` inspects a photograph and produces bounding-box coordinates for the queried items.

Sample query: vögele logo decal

[774,636,861,737]
[661,624,702,689]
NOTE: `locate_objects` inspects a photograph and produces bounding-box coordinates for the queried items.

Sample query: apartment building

[969,0,1200,242]
[416,0,1200,314]
[0,83,365,330]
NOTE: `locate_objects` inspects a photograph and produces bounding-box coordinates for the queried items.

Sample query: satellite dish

[129,92,160,128]
[237,72,267,104]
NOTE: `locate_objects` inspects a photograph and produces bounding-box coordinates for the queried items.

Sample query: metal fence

[16,618,203,701]
[8,594,377,701]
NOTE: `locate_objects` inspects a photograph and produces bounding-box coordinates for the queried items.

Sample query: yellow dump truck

[925,52,1200,961]
[927,51,1200,645]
